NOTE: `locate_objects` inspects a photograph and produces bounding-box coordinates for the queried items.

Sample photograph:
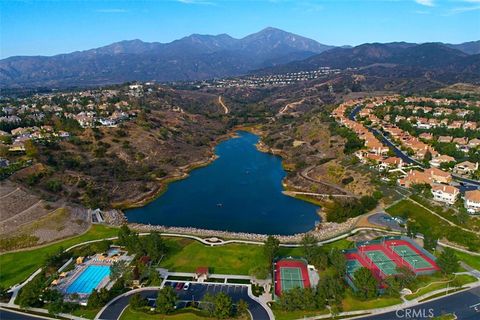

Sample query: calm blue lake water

[126,131,320,235]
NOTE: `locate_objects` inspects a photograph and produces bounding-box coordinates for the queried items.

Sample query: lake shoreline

[115,127,330,235]
[112,130,239,210]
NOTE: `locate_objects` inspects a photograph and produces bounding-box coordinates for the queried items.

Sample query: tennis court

[274,258,311,297]
[280,267,304,291]
[363,250,398,276]
[346,259,363,277]
[390,245,433,270]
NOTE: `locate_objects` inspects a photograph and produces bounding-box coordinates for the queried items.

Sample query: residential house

[398,170,431,188]
[453,161,479,176]
[468,139,480,149]
[464,190,480,214]
[430,154,455,168]
[419,133,433,141]
[431,184,459,205]
[379,157,403,170]
[425,167,452,184]
[438,136,453,143]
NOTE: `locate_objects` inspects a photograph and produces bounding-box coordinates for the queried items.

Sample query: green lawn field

[0,224,119,288]
[120,307,214,320]
[453,250,480,270]
[161,238,267,275]
[386,198,480,251]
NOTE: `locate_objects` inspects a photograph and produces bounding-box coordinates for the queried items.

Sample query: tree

[236,299,249,317]
[147,268,162,286]
[309,247,328,270]
[423,233,438,253]
[437,248,459,275]
[156,286,177,314]
[213,292,233,319]
[17,274,46,308]
[423,150,432,165]
[143,232,167,263]
[201,293,216,317]
[353,268,378,300]
[110,260,128,281]
[395,266,416,288]
[328,249,347,275]
[301,234,318,262]
[130,293,148,310]
[24,140,39,159]
[263,236,280,268]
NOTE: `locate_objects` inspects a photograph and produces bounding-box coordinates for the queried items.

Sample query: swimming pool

[66,265,111,294]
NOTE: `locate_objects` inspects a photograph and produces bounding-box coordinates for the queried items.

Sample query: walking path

[218,96,229,114]
[0,187,20,200]
[283,191,357,198]
[299,165,355,196]
[407,198,477,234]
[1,200,43,224]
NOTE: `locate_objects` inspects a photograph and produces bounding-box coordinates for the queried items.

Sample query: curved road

[358,286,480,320]
[96,283,270,320]
[0,308,54,320]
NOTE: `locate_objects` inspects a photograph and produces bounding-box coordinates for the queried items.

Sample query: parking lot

[98,281,270,320]
[164,281,250,305]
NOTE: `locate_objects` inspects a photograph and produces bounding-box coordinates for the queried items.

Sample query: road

[359,286,480,320]
[0,308,54,320]
[97,282,270,320]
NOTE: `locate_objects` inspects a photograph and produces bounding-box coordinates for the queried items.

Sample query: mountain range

[0,27,479,88]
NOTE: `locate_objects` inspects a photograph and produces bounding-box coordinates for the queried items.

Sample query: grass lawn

[405,274,477,301]
[386,199,480,251]
[161,238,268,275]
[160,237,353,276]
[272,308,329,320]
[70,307,102,319]
[0,224,118,288]
[120,307,213,320]
[342,293,402,311]
[453,250,480,270]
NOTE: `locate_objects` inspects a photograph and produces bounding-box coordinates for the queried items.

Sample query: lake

[126,131,320,235]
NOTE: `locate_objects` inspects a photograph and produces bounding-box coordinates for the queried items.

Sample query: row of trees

[130,287,249,319]
[325,195,379,223]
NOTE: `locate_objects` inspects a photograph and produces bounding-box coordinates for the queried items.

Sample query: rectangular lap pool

[66,265,110,294]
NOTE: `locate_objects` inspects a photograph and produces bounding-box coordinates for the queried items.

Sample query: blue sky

[1,0,479,58]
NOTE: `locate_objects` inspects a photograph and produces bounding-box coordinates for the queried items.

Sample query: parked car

[183,282,190,290]
[176,282,184,290]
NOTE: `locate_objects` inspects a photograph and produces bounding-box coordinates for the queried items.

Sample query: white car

[183,282,190,290]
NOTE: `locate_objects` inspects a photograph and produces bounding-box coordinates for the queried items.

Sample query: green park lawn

[405,274,478,301]
[341,293,402,311]
[0,224,119,288]
[386,198,480,251]
[453,250,480,270]
[120,307,214,320]
[160,237,352,276]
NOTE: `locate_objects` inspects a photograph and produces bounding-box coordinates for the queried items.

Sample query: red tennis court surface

[345,238,439,282]
[274,258,311,297]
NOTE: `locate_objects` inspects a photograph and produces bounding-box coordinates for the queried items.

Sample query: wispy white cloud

[414,0,435,7]
[95,9,128,13]
[448,4,480,14]
[177,0,215,5]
